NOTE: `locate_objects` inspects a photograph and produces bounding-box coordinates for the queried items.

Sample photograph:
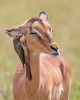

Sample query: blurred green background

[0,0,80,100]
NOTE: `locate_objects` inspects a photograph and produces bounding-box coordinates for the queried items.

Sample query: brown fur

[7,17,72,100]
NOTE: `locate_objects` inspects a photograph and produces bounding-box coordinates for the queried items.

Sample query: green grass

[0,0,80,100]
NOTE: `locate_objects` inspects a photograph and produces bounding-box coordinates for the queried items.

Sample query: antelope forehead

[32,21,52,37]
[33,21,51,30]
[32,27,52,38]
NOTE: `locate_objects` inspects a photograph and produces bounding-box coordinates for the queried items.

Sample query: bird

[13,36,32,80]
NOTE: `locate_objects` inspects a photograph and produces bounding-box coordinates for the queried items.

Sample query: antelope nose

[50,45,58,51]
[50,45,60,56]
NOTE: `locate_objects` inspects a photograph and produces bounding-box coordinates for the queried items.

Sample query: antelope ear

[5,27,19,37]
[39,11,48,21]
[5,26,25,37]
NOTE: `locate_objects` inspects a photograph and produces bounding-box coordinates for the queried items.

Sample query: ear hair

[39,11,48,21]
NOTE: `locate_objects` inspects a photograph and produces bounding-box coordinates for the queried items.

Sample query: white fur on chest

[51,84,63,100]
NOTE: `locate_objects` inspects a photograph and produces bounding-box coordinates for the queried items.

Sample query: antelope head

[6,16,60,56]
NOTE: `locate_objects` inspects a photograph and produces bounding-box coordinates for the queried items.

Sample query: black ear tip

[5,30,12,37]
[5,30,9,33]
[5,29,12,34]
[5,30,8,33]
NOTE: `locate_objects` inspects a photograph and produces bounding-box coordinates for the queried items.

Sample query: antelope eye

[30,32,38,38]
[30,29,41,39]
[30,28,38,34]
[30,28,41,39]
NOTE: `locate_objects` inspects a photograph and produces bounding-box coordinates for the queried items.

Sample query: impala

[6,16,72,100]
